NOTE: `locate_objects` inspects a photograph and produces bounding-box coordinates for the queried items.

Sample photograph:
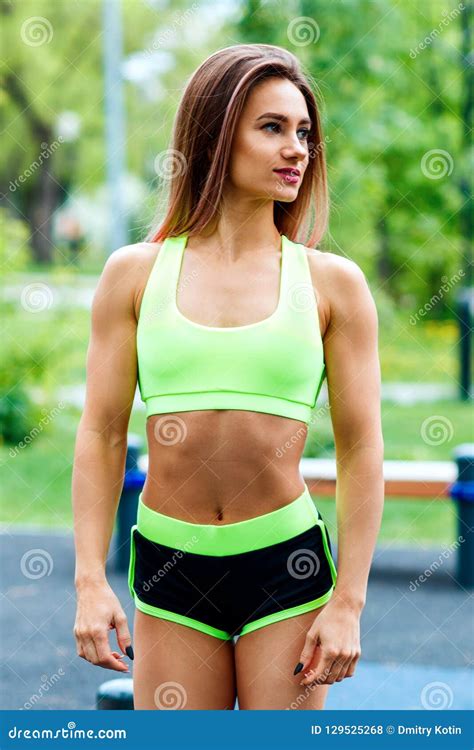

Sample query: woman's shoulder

[304,245,367,286]
[98,241,164,322]
[106,240,163,273]
[303,246,370,333]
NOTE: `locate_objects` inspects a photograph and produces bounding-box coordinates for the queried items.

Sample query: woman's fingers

[301,650,359,685]
[74,586,133,671]
[112,610,133,658]
[78,632,129,672]
[295,627,318,675]
[332,653,354,682]
[345,653,360,678]
[81,636,100,666]
[93,630,130,671]
[300,649,336,686]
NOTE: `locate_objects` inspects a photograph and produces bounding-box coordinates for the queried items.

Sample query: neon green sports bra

[136,234,326,425]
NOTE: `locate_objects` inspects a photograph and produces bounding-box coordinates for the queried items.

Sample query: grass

[306,399,472,461]
[312,496,456,546]
[379,318,461,383]
[0,405,146,529]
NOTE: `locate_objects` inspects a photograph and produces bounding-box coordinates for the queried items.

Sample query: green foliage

[0,381,41,446]
[0,298,74,446]
[0,208,30,273]
[0,307,47,445]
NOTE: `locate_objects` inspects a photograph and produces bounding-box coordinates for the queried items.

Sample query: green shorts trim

[239,585,335,636]
[136,483,319,556]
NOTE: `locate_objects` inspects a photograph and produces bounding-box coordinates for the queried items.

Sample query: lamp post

[102,0,128,254]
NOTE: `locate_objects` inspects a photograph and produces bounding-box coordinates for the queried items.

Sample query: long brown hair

[145,43,329,247]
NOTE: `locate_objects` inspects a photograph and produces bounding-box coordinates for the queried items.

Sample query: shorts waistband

[136,483,319,556]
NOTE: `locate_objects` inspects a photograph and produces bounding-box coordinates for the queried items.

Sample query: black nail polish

[126,645,134,660]
[293,662,304,675]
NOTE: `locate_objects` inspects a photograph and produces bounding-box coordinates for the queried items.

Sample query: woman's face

[227,77,311,202]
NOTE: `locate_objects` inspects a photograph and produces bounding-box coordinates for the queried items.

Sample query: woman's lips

[273,169,300,184]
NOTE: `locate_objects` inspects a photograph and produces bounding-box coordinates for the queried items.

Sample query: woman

[72,43,384,710]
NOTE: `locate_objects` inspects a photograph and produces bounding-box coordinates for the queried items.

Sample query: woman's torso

[132,235,330,524]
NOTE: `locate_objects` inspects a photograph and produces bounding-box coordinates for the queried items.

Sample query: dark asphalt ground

[1,528,472,710]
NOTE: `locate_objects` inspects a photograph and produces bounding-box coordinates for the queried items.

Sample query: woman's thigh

[132,609,237,710]
[234,607,330,710]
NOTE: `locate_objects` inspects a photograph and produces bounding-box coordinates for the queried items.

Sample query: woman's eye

[263,122,281,133]
[262,123,310,140]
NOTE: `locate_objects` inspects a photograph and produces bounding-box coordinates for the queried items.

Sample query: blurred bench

[300,457,456,498]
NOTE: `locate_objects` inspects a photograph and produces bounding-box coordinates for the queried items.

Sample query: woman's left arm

[297,257,384,687]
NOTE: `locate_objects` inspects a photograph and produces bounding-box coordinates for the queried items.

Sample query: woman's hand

[73,579,133,672]
[294,598,362,686]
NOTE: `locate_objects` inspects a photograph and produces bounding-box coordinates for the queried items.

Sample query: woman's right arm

[72,244,144,672]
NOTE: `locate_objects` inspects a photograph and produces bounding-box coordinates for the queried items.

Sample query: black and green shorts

[128,483,337,641]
